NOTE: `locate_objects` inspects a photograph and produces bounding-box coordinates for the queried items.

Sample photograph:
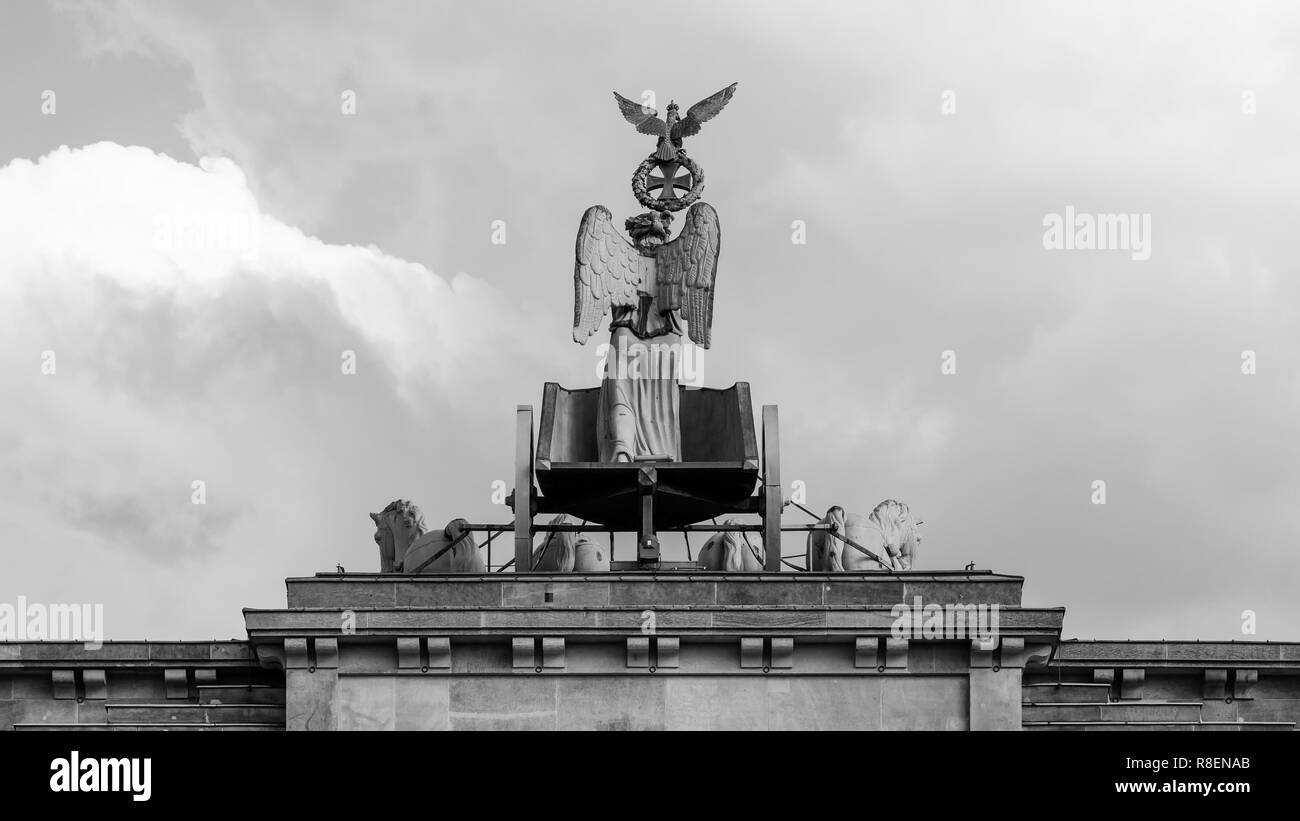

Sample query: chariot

[506,382,785,570]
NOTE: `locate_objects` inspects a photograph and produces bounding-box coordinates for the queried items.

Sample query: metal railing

[437,498,895,573]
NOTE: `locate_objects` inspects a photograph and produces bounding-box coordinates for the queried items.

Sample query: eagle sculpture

[572,202,721,348]
[614,83,738,161]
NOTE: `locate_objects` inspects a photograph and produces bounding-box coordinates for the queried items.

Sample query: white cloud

[0,142,540,636]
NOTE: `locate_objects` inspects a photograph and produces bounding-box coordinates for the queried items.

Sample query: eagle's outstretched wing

[573,205,648,344]
[613,92,666,136]
[655,202,721,348]
[674,82,738,139]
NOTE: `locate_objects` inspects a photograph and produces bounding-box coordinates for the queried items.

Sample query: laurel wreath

[632,151,705,212]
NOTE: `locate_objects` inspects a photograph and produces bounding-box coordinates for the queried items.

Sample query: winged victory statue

[571,84,736,464]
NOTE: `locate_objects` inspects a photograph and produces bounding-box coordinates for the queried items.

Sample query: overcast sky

[2,0,1298,641]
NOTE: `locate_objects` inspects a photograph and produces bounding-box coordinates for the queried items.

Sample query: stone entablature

[242,571,1062,731]
[0,641,283,731]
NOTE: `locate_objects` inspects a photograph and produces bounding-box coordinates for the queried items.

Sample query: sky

[1,0,1298,641]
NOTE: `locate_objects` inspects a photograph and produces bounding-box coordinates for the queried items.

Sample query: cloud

[0,142,545,636]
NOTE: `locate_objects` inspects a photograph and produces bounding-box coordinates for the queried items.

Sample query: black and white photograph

[0,0,1293,802]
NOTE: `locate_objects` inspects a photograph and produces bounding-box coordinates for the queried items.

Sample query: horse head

[370,500,427,572]
[870,499,921,570]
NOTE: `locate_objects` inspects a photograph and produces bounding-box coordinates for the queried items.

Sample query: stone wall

[0,642,283,731]
[9,579,1295,732]
[246,571,1063,731]
[1023,640,1300,731]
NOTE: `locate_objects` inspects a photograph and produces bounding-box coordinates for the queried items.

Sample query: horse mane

[378,499,428,535]
[869,499,919,568]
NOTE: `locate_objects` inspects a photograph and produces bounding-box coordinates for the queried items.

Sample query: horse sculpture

[806,500,921,571]
[531,514,610,572]
[370,500,486,573]
[697,519,766,571]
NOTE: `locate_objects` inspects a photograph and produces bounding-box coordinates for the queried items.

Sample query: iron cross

[646,160,692,200]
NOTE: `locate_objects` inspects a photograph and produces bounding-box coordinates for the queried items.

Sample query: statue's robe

[598,296,683,462]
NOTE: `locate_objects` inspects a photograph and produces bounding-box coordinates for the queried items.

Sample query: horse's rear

[401,519,487,573]
[698,522,765,571]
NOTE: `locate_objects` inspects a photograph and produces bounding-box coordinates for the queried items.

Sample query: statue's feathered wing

[572,202,721,348]
[675,82,738,139]
[573,206,649,344]
[613,92,666,136]
[656,202,721,348]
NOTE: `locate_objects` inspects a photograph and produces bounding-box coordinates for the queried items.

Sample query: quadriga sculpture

[370,500,486,573]
[806,500,922,571]
[697,519,765,571]
[531,514,610,572]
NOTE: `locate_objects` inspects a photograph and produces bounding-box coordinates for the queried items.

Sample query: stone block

[501,581,610,607]
[148,643,209,661]
[855,637,880,669]
[665,678,767,731]
[315,638,339,670]
[969,667,1023,730]
[1120,668,1145,700]
[900,579,1022,606]
[448,678,556,730]
[595,610,712,630]
[766,677,884,731]
[164,668,188,700]
[76,702,109,724]
[336,642,397,675]
[396,638,421,670]
[609,581,716,607]
[395,580,500,608]
[1204,669,1228,700]
[740,637,764,668]
[428,637,451,669]
[105,672,164,701]
[286,669,338,731]
[711,610,825,629]
[885,638,908,670]
[209,643,251,660]
[4,699,78,727]
[906,642,969,674]
[1233,669,1257,701]
[770,637,794,669]
[541,637,565,668]
[284,638,310,670]
[337,676,396,731]
[512,637,535,669]
[556,677,666,730]
[823,579,905,605]
[627,637,650,668]
[656,637,679,669]
[882,676,967,730]
[287,580,395,608]
[999,637,1026,668]
[82,669,107,701]
[716,580,825,606]
[394,678,449,730]
[51,670,76,700]
[1236,698,1300,723]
